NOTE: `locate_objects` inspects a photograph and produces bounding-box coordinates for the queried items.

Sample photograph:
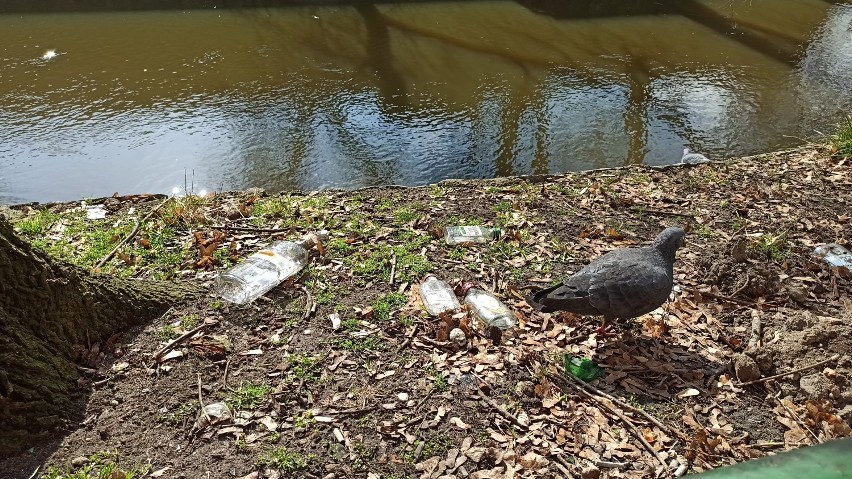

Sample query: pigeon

[526,227,686,334]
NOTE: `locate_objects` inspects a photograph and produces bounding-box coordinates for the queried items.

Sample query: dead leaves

[193,230,225,269]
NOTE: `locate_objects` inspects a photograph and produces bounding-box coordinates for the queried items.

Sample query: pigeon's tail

[526,283,599,315]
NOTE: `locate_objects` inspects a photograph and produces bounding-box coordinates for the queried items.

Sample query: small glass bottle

[419,275,461,316]
[457,282,516,330]
[444,226,501,245]
[214,230,329,305]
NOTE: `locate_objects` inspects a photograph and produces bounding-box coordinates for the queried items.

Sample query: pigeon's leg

[594,317,618,337]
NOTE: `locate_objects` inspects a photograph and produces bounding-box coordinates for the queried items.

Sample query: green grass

[831,117,852,158]
[157,324,179,341]
[13,205,189,279]
[258,447,310,472]
[340,335,385,352]
[428,367,448,392]
[755,233,790,261]
[371,292,408,321]
[228,382,270,410]
[345,244,431,284]
[14,209,59,235]
[42,450,149,479]
[158,401,199,425]
[286,353,321,382]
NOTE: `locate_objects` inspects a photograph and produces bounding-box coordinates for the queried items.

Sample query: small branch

[389,252,397,286]
[93,198,169,271]
[747,309,762,349]
[476,386,529,431]
[551,370,675,435]
[549,372,670,475]
[397,322,419,352]
[209,225,293,233]
[736,354,839,387]
[198,373,211,425]
[774,394,821,444]
[300,286,315,321]
[151,320,216,363]
[553,455,573,476]
[222,356,237,393]
[684,287,765,308]
[630,206,695,218]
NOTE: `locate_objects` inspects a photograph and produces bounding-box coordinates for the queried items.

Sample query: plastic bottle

[457,282,516,330]
[214,230,329,305]
[444,226,501,245]
[419,275,461,316]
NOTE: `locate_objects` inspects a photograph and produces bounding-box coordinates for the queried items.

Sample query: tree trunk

[0,217,199,456]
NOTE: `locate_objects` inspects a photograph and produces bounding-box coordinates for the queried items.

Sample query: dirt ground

[1,146,851,479]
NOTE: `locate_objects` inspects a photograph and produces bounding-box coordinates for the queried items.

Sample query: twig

[684,287,762,307]
[27,466,40,479]
[300,286,315,321]
[630,206,695,218]
[597,460,629,469]
[747,309,762,349]
[389,252,397,286]
[549,372,670,475]
[476,387,529,431]
[554,454,575,474]
[198,373,211,425]
[151,320,216,363]
[736,354,839,387]
[93,197,170,270]
[397,322,419,352]
[752,442,785,448]
[774,394,821,444]
[550,370,675,435]
[209,225,292,233]
[553,456,573,477]
[222,356,237,393]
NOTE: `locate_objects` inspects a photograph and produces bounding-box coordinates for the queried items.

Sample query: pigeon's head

[653,227,686,255]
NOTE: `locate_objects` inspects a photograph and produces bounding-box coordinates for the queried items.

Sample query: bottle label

[253,249,290,272]
[446,226,488,244]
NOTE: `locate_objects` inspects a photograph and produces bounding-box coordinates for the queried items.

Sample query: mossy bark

[0,217,199,456]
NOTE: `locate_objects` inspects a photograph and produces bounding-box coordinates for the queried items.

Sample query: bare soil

[1,146,851,479]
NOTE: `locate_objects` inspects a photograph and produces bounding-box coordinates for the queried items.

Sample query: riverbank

[2,145,851,479]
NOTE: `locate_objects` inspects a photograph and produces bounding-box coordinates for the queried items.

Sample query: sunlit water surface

[1,0,851,203]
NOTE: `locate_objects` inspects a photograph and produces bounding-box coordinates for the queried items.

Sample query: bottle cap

[454,281,476,297]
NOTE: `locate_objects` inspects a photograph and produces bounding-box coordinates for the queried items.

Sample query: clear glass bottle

[458,282,516,330]
[419,275,461,316]
[214,231,329,305]
[444,226,501,245]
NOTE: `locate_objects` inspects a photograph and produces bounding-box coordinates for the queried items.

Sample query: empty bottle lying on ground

[214,230,329,305]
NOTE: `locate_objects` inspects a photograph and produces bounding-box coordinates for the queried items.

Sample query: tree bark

[0,216,199,456]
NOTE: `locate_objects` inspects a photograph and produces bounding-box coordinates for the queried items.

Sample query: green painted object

[696,438,852,478]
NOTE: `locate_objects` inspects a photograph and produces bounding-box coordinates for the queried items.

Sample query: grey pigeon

[526,227,686,332]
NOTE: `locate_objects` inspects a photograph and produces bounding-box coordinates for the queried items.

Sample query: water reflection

[0,1,851,203]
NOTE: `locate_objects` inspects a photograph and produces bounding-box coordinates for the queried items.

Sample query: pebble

[800,373,835,400]
[71,456,88,467]
[733,354,761,382]
[397,392,409,401]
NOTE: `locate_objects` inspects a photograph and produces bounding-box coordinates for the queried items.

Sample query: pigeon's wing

[586,249,673,318]
[526,276,601,315]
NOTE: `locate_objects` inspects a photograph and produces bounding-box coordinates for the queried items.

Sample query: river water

[1,0,851,203]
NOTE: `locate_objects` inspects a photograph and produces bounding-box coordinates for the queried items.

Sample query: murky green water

[1,0,851,203]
